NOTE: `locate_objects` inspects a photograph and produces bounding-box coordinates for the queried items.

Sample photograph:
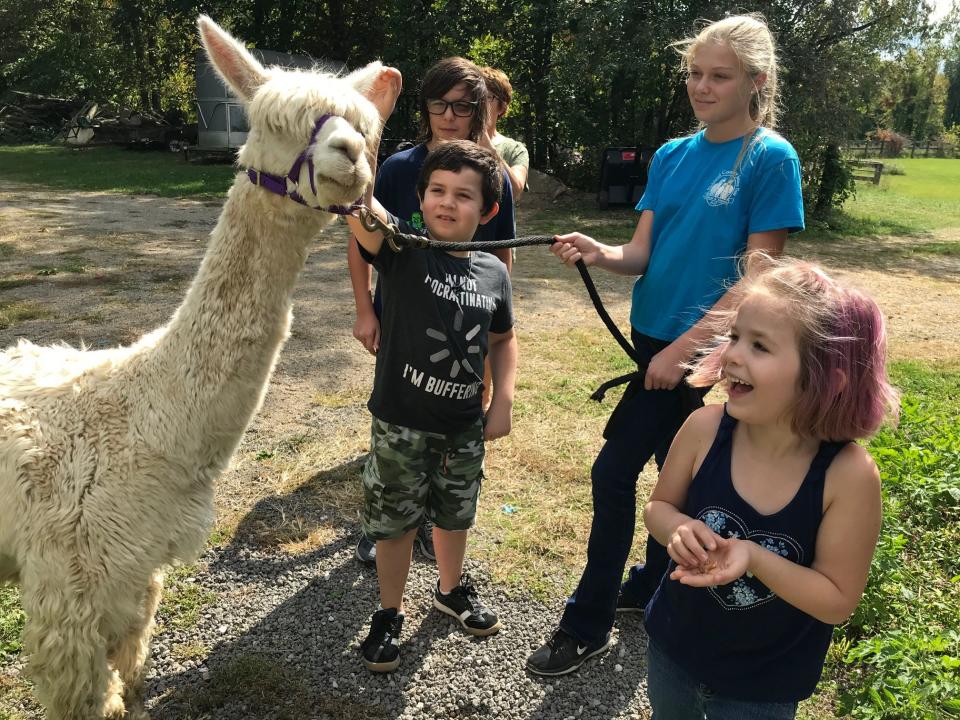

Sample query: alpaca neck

[144,177,327,464]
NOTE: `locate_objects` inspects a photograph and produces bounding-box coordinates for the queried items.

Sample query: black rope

[387,230,646,401]
[386,230,556,252]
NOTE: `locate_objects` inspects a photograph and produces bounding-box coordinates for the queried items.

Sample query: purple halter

[246,114,362,215]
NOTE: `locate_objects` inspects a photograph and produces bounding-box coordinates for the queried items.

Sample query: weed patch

[0,300,48,330]
[158,565,216,631]
[179,654,305,716]
[170,653,385,719]
[0,587,25,655]
[830,362,960,719]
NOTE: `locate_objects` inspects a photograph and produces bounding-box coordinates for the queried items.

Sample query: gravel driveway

[0,184,650,719]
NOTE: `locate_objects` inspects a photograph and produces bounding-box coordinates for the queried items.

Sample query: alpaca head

[198,16,381,212]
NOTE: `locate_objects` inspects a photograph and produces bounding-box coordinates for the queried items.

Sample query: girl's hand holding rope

[645,343,688,390]
[550,232,605,267]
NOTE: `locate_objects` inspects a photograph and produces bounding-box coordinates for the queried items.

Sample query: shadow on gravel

[144,458,461,719]
[144,457,653,720]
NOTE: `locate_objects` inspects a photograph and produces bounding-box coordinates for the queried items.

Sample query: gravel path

[144,529,652,720]
[1,184,651,719]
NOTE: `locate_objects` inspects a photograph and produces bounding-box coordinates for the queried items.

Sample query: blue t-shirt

[375,143,516,243]
[631,129,804,341]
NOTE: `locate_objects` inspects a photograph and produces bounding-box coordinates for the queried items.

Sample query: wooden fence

[849,160,883,184]
[845,140,959,159]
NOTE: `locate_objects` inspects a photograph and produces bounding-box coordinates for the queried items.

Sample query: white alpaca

[0,17,391,719]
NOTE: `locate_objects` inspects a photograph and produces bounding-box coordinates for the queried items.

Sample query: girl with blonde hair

[528,14,806,677]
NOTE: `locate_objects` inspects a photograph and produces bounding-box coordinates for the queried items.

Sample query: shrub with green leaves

[834,363,960,719]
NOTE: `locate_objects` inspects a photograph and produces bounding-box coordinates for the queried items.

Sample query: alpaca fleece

[0,16,383,719]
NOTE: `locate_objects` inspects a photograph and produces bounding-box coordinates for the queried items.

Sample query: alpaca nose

[328,133,365,164]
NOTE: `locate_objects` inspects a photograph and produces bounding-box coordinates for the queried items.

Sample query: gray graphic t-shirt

[359,216,514,434]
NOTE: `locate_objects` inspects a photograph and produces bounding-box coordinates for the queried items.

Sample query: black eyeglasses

[425,99,478,117]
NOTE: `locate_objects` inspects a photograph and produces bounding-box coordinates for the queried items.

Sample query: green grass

[0,587,25,654]
[0,300,49,330]
[818,158,960,239]
[520,201,637,246]
[825,361,960,719]
[157,565,217,630]
[0,144,234,198]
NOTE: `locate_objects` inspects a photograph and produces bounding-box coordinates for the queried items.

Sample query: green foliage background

[0,1,957,205]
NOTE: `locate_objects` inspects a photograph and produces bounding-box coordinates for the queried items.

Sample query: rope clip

[357,206,404,252]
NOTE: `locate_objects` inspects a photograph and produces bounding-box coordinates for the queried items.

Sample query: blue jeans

[647,639,798,720]
[559,330,707,647]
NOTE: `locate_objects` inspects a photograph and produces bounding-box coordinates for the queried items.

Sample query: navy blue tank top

[644,407,849,703]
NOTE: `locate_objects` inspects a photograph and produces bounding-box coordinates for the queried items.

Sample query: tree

[945,34,960,129]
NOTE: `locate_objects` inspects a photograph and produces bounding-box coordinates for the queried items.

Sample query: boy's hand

[550,232,603,267]
[353,309,380,355]
[483,400,512,441]
[363,67,402,126]
[670,537,750,587]
[666,518,723,570]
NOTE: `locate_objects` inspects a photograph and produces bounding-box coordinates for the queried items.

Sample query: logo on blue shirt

[703,170,741,207]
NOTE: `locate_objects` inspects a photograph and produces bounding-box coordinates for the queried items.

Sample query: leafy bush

[872,129,909,158]
[834,364,960,719]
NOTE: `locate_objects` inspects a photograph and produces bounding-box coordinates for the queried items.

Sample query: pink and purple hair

[688,253,899,441]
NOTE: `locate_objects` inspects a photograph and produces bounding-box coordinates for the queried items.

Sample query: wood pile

[0,91,192,149]
[0,91,84,141]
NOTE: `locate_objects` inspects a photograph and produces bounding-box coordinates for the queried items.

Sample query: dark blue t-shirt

[644,407,848,703]
[358,214,513,434]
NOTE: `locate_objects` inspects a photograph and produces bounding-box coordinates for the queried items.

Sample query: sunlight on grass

[0,300,49,330]
[0,144,234,198]
[841,158,960,235]
[474,326,650,599]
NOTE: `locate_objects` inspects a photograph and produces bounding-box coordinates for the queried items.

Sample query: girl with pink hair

[642,253,898,718]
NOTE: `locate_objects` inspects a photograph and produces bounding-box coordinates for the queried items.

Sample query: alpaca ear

[198,15,267,103]
[345,61,386,96]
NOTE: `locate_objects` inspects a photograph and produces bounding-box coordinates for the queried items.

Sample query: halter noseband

[246,113,362,215]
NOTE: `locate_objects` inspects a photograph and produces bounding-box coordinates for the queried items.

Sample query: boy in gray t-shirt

[345,139,517,673]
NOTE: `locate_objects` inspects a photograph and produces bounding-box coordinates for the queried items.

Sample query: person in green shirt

[479,67,529,199]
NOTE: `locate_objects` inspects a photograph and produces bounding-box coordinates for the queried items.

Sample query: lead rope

[354,207,645,401]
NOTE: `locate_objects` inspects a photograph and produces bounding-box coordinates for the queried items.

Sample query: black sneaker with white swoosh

[525,627,612,676]
[433,574,501,636]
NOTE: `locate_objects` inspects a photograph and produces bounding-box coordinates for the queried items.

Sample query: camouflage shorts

[361,416,485,540]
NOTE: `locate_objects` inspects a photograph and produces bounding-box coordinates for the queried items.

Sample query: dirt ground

[1,182,958,521]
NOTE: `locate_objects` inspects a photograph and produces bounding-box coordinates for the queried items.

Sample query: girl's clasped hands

[666,519,751,588]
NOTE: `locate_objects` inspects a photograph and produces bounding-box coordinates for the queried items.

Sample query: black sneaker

[526,627,612,676]
[355,534,376,566]
[415,520,436,561]
[433,574,501,636]
[360,607,404,672]
[615,589,646,613]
